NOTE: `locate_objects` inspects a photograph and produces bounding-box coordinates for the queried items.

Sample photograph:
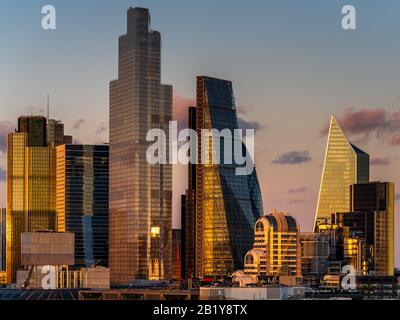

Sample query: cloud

[73,119,85,130]
[320,108,400,145]
[173,94,195,131]
[236,104,255,116]
[371,157,392,166]
[287,187,308,194]
[271,151,312,165]
[0,167,5,181]
[96,122,108,135]
[238,118,266,132]
[0,121,15,154]
[389,134,400,146]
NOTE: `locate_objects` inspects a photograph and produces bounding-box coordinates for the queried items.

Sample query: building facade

[56,144,109,268]
[299,233,330,278]
[0,208,5,271]
[47,119,72,147]
[182,76,264,278]
[109,7,172,284]
[336,181,395,276]
[314,116,369,230]
[244,211,301,279]
[7,117,57,283]
[172,229,181,281]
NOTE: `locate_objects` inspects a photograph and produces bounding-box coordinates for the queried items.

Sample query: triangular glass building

[314,116,369,230]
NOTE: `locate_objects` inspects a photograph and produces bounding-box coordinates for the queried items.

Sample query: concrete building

[243,211,302,281]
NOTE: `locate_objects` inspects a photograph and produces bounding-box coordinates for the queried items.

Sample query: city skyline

[0,0,400,267]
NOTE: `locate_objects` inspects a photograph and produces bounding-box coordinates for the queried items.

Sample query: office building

[109,7,173,284]
[7,117,57,283]
[181,108,197,279]
[336,181,395,276]
[299,233,330,278]
[314,116,369,230]
[18,116,47,147]
[0,208,5,271]
[243,211,301,280]
[47,119,72,147]
[56,144,109,267]
[183,76,264,278]
[172,229,181,281]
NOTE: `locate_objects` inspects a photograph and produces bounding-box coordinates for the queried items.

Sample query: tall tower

[184,76,264,278]
[314,116,369,230]
[56,144,109,267]
[6,117,56,283]
[109,7,172,284]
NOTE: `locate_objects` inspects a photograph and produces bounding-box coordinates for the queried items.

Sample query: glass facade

[56,145,109,268]
[314,116,369,230]
[109,7,172,284]
[190,76,264,277]
[6,127,56,283]
[350,182,394,276]
[0,208,5,271]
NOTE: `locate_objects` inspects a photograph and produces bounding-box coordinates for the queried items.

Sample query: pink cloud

[173,94,195,130]
[320,108,400,146]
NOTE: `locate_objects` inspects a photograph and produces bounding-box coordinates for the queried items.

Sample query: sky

[0,0,400,266]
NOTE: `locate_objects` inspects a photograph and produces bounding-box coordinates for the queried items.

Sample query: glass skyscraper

[109,7,172,284]
[56,144,109,267]
[314,116,369,230]
[183,76,264,278]
[6,117,56,283]
[0,208,5,271]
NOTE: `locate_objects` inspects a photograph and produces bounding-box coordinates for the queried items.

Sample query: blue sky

[1,0,400,265]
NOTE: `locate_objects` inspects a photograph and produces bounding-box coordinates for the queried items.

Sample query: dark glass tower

[56,145,109,267]
[184,76,264,278]
[350,182,394,276]
[109,7,172,284]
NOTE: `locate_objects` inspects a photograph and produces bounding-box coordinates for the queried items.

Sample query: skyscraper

[109,7,172,284]
[56,144,109,267]
[18,116,47,147]
[314,116,369,230]
[47,119,72,147]
[184,76,264,278]
[7,117,56,283]
[0,208,5,271]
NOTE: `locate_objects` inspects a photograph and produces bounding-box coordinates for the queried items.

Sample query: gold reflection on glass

[314,116,369,230]
[6,132,56,283]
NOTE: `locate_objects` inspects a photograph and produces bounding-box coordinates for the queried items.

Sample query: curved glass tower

[184,76,264,278]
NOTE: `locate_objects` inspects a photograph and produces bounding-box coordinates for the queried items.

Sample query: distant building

[333,181,395,276]
[315,116,369,230]
[56,144,109,268]
[299,233,330,278]
[172,229,181,281]
[47,119,73,147]
[243,211,301,280]
[18,115,47,147]
[183,76,264,279]
[0,208,5,271]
